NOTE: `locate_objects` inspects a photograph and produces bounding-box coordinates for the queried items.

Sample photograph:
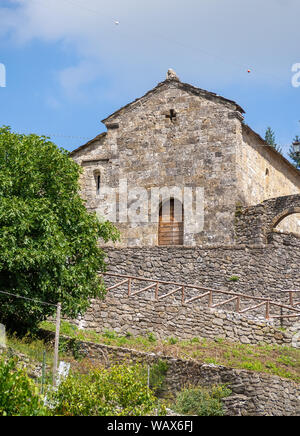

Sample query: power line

[20,130,91,140]
[51,0,287,85]
[58,0,100,14]
[0,290,57,307]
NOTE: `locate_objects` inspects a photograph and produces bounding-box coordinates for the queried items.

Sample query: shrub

[0,356,47,416]
[148,360,169,395]
[147,332,157,343]
[103,329,117,339]
[229,276,240,282]
[50,363,165,416]
[173,385,231,416]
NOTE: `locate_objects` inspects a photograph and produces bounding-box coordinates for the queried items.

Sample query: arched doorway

[158,199,184,246]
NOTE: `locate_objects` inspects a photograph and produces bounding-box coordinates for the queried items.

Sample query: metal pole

[53,302,61,387]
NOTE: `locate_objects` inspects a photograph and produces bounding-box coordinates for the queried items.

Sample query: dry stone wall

[61,339,300,416]
[84,291,299,345]
[103,232,300,304]
[79,291,297,346]
[75,232,300,343]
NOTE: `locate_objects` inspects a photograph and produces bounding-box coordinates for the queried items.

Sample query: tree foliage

[0,126,119,332]
[265,127,282,153]
[288,135,300,169]
[0,356,47,416]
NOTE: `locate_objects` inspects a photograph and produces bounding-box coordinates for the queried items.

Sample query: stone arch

[158,198,184,246]
[235,194,300,244]
[271,207,300,230]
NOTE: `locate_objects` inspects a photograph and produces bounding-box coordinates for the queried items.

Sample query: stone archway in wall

[264,195,300,242]
[235,194,300,244]
[270,207,300,238]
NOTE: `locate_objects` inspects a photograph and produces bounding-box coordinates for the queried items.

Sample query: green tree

[265,127,282,153]
[288,135,300,169]
[0,126,119,332]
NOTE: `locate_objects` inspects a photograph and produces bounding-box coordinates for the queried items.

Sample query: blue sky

[0,0,299,157]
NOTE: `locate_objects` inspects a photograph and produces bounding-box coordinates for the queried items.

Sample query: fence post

[53,302,61,387]
[181,286,185,305]
[265,300,270,320]
[155,283,159,301]
[236,297,241,313]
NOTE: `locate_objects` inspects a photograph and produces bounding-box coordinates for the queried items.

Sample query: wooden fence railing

[102,273,300,321]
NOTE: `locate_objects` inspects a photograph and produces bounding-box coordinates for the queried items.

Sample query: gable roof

[242,124,300,179]
[70,76,300,181]
[70,132,106,157]
[101,77,245,124]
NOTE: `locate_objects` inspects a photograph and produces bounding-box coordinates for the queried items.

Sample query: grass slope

[38,321,300,383]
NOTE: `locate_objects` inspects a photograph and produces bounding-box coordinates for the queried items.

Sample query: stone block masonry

[103,232,300,304]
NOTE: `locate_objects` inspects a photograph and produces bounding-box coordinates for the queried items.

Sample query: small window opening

[97,175,101,195]
[266,168,269,176]
[166,109,177,122]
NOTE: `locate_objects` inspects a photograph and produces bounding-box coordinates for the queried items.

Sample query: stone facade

[71,71,300,247]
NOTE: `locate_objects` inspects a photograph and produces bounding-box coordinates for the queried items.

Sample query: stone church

[71,70,300,247]
[70,71,300,365]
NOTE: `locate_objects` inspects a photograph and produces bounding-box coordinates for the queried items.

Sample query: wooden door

[158,199,184,245]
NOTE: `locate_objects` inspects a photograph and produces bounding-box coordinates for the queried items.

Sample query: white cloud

[1,0,300,95]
